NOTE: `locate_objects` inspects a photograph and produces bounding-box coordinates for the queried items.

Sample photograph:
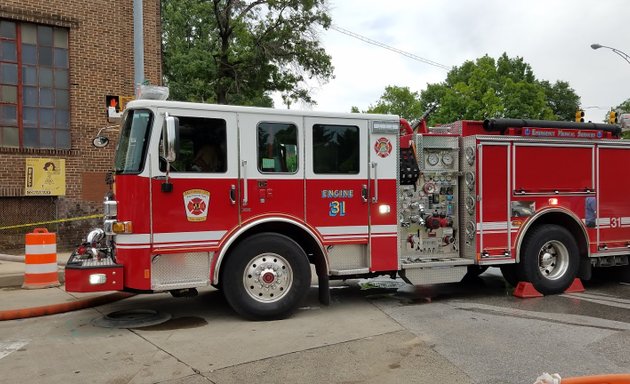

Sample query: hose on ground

[0,292,135,321]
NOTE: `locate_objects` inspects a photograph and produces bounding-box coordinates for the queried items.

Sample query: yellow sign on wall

[25,158,66,196]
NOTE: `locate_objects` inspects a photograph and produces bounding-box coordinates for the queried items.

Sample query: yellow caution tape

[0,214,102,231]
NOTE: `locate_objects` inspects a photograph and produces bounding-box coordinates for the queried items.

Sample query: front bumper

[65,252,123,292]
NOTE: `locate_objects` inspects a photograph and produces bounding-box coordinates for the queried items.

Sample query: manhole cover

[92,309,172,329]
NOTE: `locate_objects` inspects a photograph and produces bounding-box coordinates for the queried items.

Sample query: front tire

[519,224,579,295]
[222,233,311,320]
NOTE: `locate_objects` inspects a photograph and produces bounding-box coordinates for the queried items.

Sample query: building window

[0,20,70,149]
[313,124,360,174]
[257,122,298,173]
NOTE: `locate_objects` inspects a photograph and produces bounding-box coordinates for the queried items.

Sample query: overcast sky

[276,0,629,123]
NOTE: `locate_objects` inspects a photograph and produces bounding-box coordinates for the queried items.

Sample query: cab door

[238,113,304,222]
[305,117,370,272]
[150,109,239,250]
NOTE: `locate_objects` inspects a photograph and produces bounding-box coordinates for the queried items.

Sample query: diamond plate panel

[151,252,211,290]
[328,244,368,270]
[401,265,467,285]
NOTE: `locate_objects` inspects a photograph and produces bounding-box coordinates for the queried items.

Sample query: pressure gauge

[427,153,440,166]
[442,152,454,166]
[465,146,475,165]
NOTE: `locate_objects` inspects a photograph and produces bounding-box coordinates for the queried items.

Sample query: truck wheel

[520,224,579,295]
[222,233,311,320]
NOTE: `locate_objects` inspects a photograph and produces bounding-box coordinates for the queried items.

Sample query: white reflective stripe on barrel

[24,263,58,274]
[25,244,56,255]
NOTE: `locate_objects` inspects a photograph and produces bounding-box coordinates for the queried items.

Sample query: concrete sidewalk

[0,251,71,288]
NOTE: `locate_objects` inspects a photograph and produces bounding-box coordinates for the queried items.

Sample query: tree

[614,98,630,138]
[162,0,334,106]
[363,86,424,120]
[614,98,630,112]
[414,53,580,125]
[539,80,581,121]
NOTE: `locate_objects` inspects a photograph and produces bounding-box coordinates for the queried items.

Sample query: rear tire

[222,233,311,320]
[519,224,579,295]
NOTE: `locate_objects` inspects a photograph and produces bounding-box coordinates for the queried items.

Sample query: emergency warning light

[575,110,585,122]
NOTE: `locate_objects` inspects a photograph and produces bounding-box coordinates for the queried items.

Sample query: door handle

[241,160,248,206]
[230,184,236,205]
[361,184,368,203]
[371,162,378,203]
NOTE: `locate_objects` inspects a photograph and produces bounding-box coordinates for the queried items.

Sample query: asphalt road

[0,269,628,384]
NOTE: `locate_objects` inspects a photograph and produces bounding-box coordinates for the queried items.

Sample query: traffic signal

[609,110,617,124]
[575,110,584,122]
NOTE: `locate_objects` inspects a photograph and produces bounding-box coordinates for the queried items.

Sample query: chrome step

[401,258,474,268]
[400,258,473,285]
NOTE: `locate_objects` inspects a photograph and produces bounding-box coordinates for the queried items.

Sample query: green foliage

[539,80,581,121]
[162,0,334,106]
[614,98,630,112]
[615,98,630,139]
[364,86,424,120]
[412,53,581,125]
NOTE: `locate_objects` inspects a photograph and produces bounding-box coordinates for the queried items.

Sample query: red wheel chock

[513,282,543,298]
[563,278,585,293]
[513,278,585,298]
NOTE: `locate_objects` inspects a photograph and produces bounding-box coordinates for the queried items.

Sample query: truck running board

[400,258,474,285]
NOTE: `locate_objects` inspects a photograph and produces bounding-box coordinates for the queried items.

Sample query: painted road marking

[0,340,30,360]
[450,302,630,330]
[561,292,630,310]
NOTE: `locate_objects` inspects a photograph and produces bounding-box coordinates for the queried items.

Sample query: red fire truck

[65,94,630,319]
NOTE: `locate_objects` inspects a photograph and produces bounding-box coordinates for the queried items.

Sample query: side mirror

[162,115,179,162]
[92,136,110,148]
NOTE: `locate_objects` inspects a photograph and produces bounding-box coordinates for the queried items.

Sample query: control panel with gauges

[398,135,460,263]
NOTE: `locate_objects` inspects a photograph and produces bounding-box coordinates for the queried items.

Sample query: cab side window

[257,122,298,173]
[312,124,359,174]
[160,116,227,173]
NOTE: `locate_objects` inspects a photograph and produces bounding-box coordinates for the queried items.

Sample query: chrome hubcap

[538,240,569,280]
[243,253,293,303]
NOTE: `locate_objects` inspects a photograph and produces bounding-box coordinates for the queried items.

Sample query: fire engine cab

[66,91,630,320]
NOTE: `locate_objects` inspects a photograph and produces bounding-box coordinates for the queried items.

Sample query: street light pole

[591,43,630,65]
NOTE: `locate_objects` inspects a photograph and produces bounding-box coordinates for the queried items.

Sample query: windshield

[114,109,153,173]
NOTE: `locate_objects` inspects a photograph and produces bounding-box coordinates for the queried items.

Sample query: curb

[0,253,67,289]
[0,271,65,289]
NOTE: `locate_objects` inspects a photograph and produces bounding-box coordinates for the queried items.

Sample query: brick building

[0,1,162,250]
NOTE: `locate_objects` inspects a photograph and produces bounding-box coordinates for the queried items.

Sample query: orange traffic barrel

[23,228,60,289]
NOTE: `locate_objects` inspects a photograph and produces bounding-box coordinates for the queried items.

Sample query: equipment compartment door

[597,146,630,251]
[305,117,370,269]
[478,143,511,258]
[150,109,239,253]
[368,122,399,271]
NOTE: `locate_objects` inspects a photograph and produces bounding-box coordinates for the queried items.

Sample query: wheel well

[218,221,326,283]
[519,211,590,277]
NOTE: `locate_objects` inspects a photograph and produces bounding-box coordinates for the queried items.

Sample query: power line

[330,25,452,71]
